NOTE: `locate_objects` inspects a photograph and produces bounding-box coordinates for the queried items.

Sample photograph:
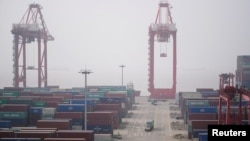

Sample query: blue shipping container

[0,120,11,128]
[188,107,217,113]
[87,125,113,133]
[29,107,43,115]
[57,104,85,112]
[192,129,207,138]
[8,119,27,127]
[198,133,208,141]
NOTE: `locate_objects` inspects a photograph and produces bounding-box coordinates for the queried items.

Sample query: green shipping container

[0,112,27,119]
[8,99,33,105]
[32,101,46,107]
[2,91,19,96]
[0,99,8,105]
[185,100,210,107]
[86,92,106,99]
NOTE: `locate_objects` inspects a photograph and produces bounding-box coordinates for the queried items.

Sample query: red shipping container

[15,131,56,140]
[0,104,29,111]
[56,130,94,141]
[87,119,112,126]
[191,120,218,131]
[44,138,86,141]
[0,131,15,138]
[37,119,72,130]
[87,112,113,119]
[41,96,64,102]
[94,104,121,111]
[55,112,83,119]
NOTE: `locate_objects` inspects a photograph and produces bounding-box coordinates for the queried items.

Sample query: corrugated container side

[56,104,85,112]
[188,113,217,121]
[188,107,217,113]
[18,96,41,101]
[0,120,11,128]
[191,120,218,131]
[185,100,210,107]
[0,99,8,105]
[15,131,56,140]
[198,133,208,141]
[44,138,85,141]
[192,129,207,139]
[55,130,94,141]
[0,130,15,138]
[70,99,96,106]
[7,99,33,105]
[0,112,27,119]
[87,125,113,134]
[36,119,72,130]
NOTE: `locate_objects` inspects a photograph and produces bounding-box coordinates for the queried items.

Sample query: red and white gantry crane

[148,0,177,101]
[11,3,54,88]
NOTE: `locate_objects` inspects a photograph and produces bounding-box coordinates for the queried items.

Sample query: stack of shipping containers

[0,85,137,140]
[178,89,249,141]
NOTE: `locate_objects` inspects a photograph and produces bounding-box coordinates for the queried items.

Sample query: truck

[145,119,154,131]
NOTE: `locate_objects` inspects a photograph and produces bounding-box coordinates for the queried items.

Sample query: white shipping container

[94,134,113,141]
[42,107,56,115]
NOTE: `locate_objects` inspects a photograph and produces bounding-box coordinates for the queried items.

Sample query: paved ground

[113,96,192,141]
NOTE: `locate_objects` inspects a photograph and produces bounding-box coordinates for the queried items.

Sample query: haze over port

[0,0,250,96]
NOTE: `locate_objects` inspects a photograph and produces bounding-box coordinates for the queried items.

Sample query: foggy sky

[0,0,250,96]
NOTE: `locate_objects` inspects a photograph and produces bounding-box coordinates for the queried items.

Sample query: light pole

[119,65,125,89]
[79,69,92,130]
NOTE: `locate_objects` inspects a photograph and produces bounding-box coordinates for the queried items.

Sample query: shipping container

[55,130,94,141]
[36,119,72,130]
[30,107,44,115]
[86,92,106,99]
[56,104,85,112]
[188,107,217,113]
[70,99,97,106]
[99,97,125,104]
[192,129,207,139]
[0,138,41,141]
[1,91,19,97]
[0,112,27,119]
[0,99,8,105]
[187,113,217,121]
[7,98,33,105]
[0,130,15,138]
[0,120,11,128]
[33,101,46,107]
[198,133,208,141]
[15,131,56,140]
[87,125,113,134]
[44,138,85,141]
[185,100,210,107]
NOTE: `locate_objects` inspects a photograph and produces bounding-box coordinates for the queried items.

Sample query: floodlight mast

[79,69,93,130]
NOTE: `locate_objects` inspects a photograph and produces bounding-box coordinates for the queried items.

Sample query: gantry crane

[148,0,177,101]
[11,3,54,88]
[218,73,250,125]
